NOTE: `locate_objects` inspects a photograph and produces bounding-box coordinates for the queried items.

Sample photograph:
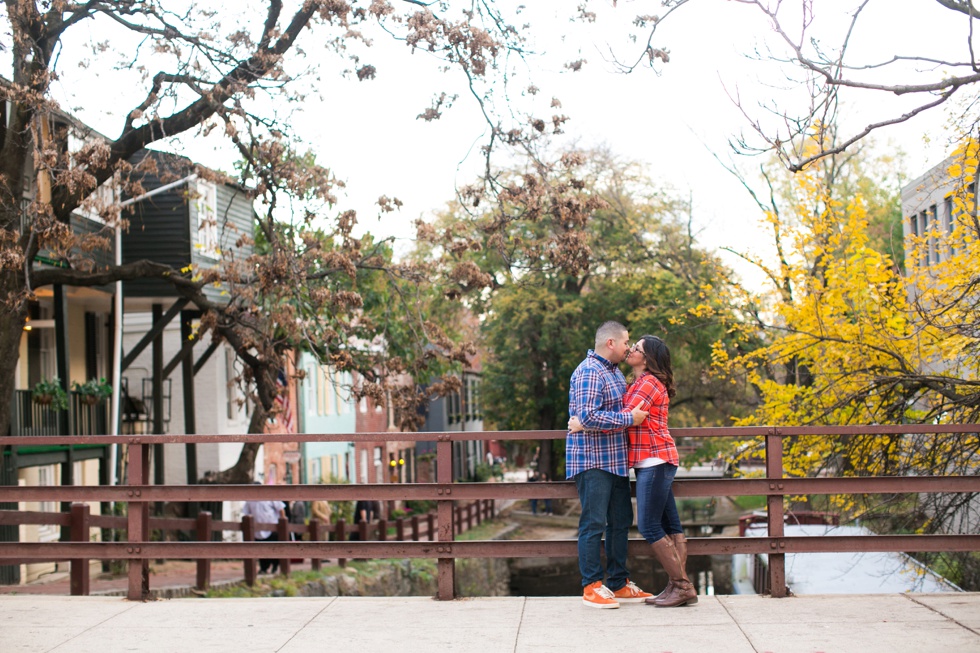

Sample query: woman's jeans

[574,468,632,590]
[635,463,683,543]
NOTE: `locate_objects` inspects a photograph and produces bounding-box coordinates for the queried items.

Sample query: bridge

[2,425,979,650]
[4,593,979,652]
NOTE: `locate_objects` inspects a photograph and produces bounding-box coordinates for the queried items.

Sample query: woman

[570,335,697,607]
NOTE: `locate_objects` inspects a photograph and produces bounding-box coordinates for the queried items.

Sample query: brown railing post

[378,518,388,542]
[242,514,257,587]
[195,511,212,592]
[426,512,435,541]
[335,519,346,568]
[466,502,474,530]
[309,519,321,572]
[70,502,90,596]
[475,499,483,525]
[436,437,455,600]
[411,515,420,541]
[766,429,787,598]
[278,517,290,576]
[396,517,405,541]
[358,520,368,542]
[127,442,150,601]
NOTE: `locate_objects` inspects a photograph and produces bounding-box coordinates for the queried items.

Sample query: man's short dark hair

[595,321,627,347]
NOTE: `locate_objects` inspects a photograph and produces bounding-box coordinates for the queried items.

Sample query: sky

[35,0,977,290]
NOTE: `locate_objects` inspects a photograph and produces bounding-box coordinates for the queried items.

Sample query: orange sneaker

[611,579,653,604]
[582,580,620,609]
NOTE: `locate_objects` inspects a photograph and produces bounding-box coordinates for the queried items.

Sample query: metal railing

[9,390,108,436]
[3,499,493,595]
[2,424,979,600]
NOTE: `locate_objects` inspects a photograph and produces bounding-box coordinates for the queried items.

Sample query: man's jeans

[635,463,683,543]
[574,468,632,590]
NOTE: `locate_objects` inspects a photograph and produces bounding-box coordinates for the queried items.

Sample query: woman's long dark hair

[637,335,676,399]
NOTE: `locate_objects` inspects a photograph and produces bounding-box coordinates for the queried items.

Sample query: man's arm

[570,367,635,431]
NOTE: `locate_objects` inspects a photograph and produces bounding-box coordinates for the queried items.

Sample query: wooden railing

[2,424,979,600]
[3,499,492,595]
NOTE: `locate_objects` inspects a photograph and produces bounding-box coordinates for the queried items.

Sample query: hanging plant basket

[72,378,112,406]
[32,377,69,411]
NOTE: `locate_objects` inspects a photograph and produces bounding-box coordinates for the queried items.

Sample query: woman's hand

[567,416,584,433]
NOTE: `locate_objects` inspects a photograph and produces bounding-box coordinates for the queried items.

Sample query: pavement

[0,559,320,598]
[2,592,979,652]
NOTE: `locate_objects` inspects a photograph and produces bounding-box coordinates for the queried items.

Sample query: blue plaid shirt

[565,350,632,478]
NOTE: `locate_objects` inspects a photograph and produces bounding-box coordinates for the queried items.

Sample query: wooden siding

[121,152,192,299]
[121,150,255,302]
[192,182,256,303]
[70,213,115,275]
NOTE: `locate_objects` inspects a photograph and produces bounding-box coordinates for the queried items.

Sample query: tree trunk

[207,401,267,484]
[0,281,28,438]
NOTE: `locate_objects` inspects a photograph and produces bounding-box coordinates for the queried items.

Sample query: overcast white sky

[39,0,976,290]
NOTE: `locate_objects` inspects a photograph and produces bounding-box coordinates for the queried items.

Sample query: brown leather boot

[651,579,674,603]
[670,533,697,605]
[644,537,698,607]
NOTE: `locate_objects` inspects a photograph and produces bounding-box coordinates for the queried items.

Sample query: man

[350,499,380,541]
[242,484,286,574]
[567,320,651,608]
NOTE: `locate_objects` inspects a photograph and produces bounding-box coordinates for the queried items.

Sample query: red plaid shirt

[623,372,678,467]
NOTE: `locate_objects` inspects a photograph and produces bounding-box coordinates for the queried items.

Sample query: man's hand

[630,407,649,426]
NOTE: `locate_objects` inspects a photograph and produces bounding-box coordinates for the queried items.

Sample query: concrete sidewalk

[0,559,320,598]
[3,593,979,653]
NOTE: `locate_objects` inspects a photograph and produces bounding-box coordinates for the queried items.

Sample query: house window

[305,364,315,417]
[944,196,955,257]
[374,446,383,483]
[334,371,346,414]
[194,179,219,259]
[37,466,59,543]
[37,465,56,515]
[467,375,481,420]
[38,311,56,382]
[310,458,322,484]
[918,211,929,267]
[316,366,331,416]
[76,181,118,224]
[447,393,457,424]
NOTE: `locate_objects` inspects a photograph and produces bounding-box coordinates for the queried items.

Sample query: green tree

[418,150,755,477]
[716,134,980,588]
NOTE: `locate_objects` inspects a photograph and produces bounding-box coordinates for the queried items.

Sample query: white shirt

[634,456,666,469]
[242,500,285,539]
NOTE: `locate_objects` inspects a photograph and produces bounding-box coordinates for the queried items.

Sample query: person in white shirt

[242,487,286,574]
